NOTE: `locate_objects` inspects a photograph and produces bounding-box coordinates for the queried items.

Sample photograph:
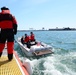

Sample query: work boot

[0,52,2,57]
[8,54,13,61]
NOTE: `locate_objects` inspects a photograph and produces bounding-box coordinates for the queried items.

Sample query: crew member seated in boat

[30,32,35,42]
[21,36,24,44]
[24,34,30,48]
[30,32,37,45]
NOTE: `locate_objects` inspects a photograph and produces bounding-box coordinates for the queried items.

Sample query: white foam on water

[69,52,76,57]
[30,59,38,67]
[50,70,62,75]
[43,52,76,75]
[43,69,62,75]
[42,56,63,75]
[43,56,55,70]
[20,51,76,75]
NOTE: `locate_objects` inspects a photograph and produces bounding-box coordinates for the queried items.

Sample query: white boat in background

[16,38,53,57]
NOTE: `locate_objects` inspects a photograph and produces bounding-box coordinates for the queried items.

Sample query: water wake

[30,51,76,75]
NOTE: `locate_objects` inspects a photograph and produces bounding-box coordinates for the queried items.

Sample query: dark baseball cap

[1,6,9,10]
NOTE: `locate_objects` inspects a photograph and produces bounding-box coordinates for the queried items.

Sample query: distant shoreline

[18,27,76,31]
[18,29,76,32]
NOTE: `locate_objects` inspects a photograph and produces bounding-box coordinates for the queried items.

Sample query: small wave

[43,70,62,75]
[30,51,76,75]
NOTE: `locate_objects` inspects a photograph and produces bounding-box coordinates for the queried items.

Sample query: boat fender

[23,58,33,75]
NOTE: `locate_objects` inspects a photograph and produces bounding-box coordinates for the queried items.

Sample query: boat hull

[0,48,29,75]
[16,38,53,57]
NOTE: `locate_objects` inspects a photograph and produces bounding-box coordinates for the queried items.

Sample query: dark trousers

[0,29,14,60]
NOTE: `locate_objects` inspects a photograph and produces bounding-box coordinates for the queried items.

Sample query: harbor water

[14,31,76,75]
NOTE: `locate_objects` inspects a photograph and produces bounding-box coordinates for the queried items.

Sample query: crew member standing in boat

[0,6,17,61]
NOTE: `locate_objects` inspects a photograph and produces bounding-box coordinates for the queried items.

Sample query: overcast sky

[0,0,76,30]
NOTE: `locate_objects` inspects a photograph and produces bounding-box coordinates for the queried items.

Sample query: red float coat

[24,36,30,43]
[30,34,35,41]
[0,10,17,55]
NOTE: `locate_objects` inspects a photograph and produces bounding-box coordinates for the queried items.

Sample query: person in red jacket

[30,32,35,42]
[30,32,37,46]
[24,34,30,43]
[0,6,17,61]
[24,34,30,48]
